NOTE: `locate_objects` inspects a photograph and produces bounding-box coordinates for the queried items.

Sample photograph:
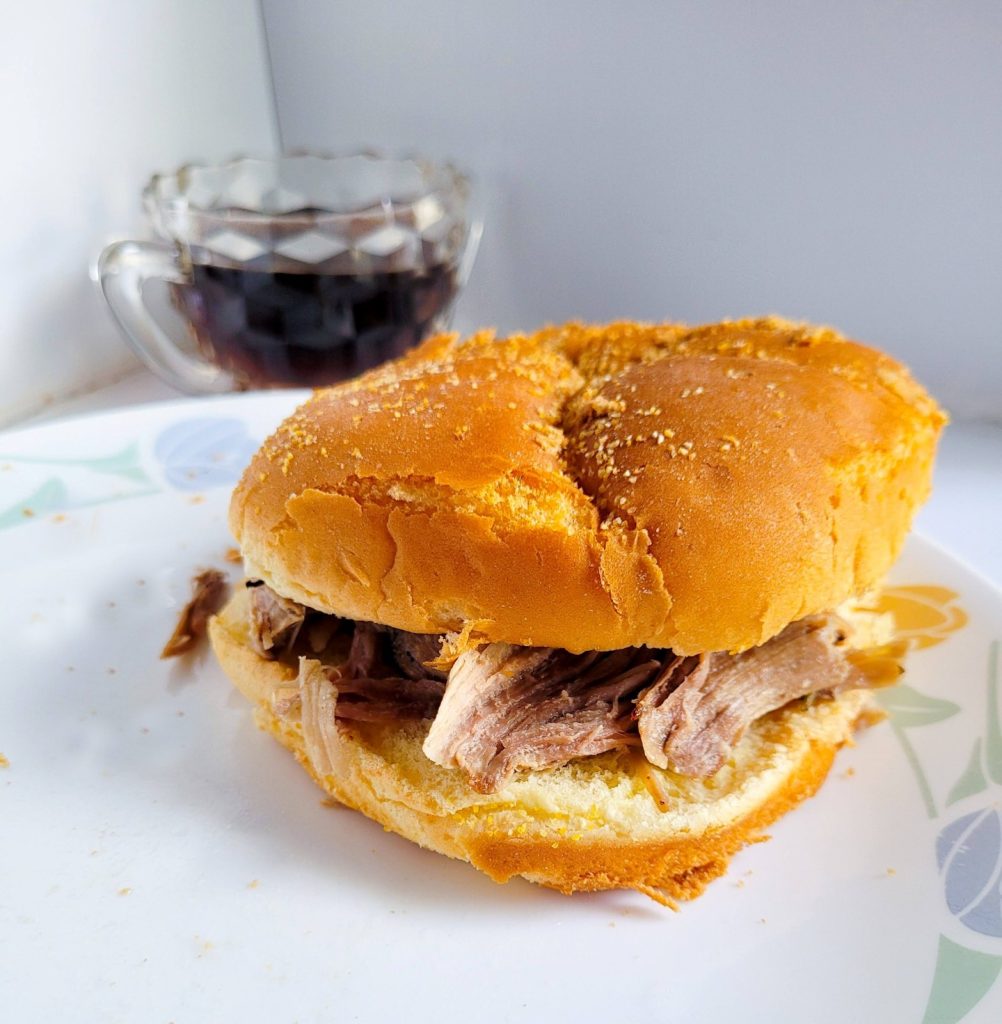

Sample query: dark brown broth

[174,263,457,387]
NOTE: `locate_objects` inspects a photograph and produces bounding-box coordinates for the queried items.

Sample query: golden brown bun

[230,318,944,654]
[209,589,885,902]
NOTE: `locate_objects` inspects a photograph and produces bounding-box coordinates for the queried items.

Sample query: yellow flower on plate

[870,585,969,650]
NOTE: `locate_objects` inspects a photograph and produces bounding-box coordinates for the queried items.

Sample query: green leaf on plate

[922,935,1002,1024]
[946,739,989,808]
[76,442,152,484]
[0,442,151,484]
[0,478,69,529]
[875,684,961,728]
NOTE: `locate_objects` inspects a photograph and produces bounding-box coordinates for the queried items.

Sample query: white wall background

[264,0,1002,421]
[0,0,277,424]
[3,2,1000,424]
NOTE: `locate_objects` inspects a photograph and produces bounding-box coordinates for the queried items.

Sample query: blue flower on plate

[938,807,1002,938]
[153,417,258,491]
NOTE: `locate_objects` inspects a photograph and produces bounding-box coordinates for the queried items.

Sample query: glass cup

[98,153,482,392]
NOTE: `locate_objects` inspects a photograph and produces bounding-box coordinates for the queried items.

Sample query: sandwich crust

[230,318,944,655]
[209,591,883,902]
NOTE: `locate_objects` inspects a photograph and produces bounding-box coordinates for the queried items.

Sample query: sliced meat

[423,644,663,793]
[636,615,867,776]
[247,582,307,658]
[161,569,228,658]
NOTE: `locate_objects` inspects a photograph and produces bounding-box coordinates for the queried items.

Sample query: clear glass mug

[98,153,482,392]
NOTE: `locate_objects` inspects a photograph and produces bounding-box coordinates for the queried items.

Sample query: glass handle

[97,240,234,394]
[457,208,484,290]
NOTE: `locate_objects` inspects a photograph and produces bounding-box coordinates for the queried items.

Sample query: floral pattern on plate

[875,586,1002,1023]
[0,416,259,526]
[152,418,259,491]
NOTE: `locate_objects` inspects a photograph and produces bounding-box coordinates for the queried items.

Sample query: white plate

[1,394,1001,1024]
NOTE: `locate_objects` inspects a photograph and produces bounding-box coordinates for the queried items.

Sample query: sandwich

[208,317,945,904]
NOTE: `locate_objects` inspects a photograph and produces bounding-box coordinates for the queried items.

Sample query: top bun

[230,318,945,654]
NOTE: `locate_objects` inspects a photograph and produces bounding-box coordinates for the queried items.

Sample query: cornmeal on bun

[209,318,945,904]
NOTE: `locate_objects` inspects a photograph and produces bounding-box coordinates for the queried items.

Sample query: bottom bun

[208,591,882,905]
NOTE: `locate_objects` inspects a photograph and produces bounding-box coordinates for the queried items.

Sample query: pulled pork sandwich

[208,318,945,904]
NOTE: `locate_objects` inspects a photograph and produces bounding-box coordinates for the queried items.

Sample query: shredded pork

[247,581,307,657]
[161,569,228,658]
[251,582,890,794]
[298,659,342,779]
[423,645,661,792]
[635,616,866,776]
[328,621,446,722]
[390,630,449,681]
